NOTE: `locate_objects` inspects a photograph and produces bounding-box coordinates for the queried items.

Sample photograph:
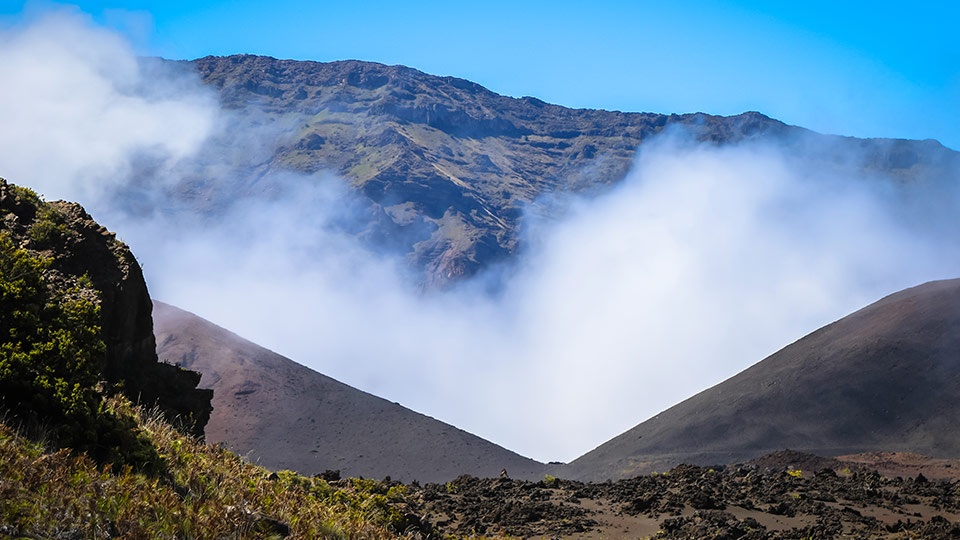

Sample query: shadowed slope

[152,301,547,482]
[565,278,960,481]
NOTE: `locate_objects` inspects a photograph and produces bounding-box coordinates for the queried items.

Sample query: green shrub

[27,205,72,249]
[1,231,101,437]
[0,231,162,472]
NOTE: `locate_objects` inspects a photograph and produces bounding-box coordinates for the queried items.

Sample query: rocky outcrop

[0,178,212,437]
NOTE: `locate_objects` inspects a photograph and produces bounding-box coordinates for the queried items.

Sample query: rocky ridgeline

[185,55,959,286]
[0,178,211,437]
[189,55,788,285]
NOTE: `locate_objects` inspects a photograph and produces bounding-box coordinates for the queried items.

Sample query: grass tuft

[0,394,426,539]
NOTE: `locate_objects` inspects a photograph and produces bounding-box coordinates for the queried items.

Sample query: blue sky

[3,0,959,149]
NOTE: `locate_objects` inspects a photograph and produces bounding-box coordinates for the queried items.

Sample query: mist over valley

[1,9,958,468]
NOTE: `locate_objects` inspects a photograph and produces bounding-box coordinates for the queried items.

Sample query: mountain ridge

[171,54,959,286]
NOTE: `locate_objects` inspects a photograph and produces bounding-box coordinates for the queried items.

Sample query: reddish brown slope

[153,301,547,482]
[564,278,960,481]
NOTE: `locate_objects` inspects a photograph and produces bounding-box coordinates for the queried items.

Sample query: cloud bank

[0,8,215,203]
[1,10,958,463]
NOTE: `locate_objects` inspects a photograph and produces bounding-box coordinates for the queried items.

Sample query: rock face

[0,178,212,437]
[153,301,548,482]
[182,55,960,287]
[563,279,960,481]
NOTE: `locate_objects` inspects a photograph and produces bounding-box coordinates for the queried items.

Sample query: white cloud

[1,10,957,464]
[138,135,957,462]
[491,137,954,458]
[0,8,215,203]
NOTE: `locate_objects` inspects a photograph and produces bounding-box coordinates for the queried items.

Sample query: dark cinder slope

[153,301,547,482]
[565,278,960,481]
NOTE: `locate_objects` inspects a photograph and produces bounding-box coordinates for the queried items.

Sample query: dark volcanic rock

[403,457,960,539]
[659,511,766,540]
[412,475,598,537]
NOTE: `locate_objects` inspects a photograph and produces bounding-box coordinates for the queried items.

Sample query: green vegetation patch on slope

[0,226,101,426]
[0,395,420,539]
[2,177,215,467]
[0,184,163,471]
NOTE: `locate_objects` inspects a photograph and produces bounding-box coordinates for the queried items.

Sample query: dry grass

[0,395,419,539]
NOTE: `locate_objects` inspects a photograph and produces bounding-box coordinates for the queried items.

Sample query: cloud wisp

[1,10,958,463]
[0,8,215,204]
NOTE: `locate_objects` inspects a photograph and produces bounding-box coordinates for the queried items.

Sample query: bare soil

[838,452,960,481]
